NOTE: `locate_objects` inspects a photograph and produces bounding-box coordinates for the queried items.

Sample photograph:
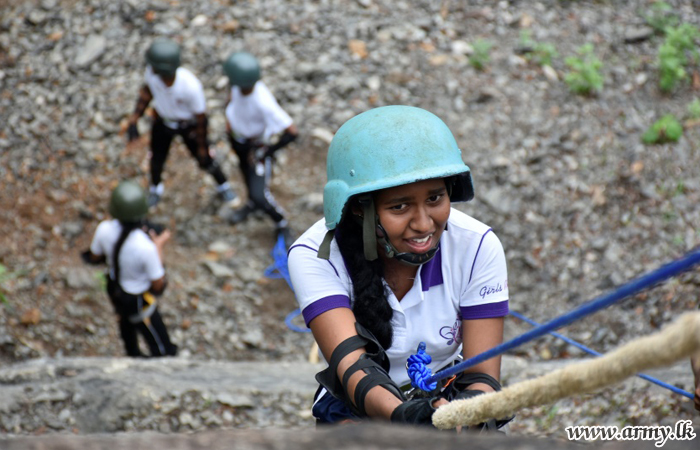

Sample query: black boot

[228,204,252,225]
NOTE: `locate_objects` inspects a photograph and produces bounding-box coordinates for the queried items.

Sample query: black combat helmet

[223,52,261,88]
[109,181,148,223]
[146,38,181,77]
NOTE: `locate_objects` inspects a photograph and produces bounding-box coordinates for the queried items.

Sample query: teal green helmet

[223,52,261,88]
[146,38,181,77]
[109,181,148,223]
[323,105,474,232]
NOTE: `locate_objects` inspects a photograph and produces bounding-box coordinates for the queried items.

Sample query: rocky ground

[1,0,700,440]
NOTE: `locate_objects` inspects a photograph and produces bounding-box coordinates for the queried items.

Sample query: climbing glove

[390,397,437,426]
[127,123,139,142]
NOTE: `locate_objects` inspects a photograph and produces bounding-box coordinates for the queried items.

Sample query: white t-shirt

[288,208,509,387]
[225,81,293,143]
[90,219,165,295]
[145,65,206,128]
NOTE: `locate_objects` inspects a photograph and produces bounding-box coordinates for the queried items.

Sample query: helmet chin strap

[357,195,439,266]
[375,223,439,266]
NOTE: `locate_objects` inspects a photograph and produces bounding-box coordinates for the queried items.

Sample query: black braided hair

[112,221,140,287]
[336,210,394,350]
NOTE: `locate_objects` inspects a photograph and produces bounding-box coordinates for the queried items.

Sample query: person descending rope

[222,51,298,246]
[126,38,238,207]
[82,181,178,357]
[287,106,510,428]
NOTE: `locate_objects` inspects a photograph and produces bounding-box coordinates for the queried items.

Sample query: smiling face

[374,178,451,258]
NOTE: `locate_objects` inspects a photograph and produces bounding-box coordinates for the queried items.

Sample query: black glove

[453,389,512,432]
[127,123,139,142]
[80,250,104,265]
[454,389,485,401]
[390,397,437,426]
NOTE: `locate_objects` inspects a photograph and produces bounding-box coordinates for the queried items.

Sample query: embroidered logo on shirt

[479,280,507,299]
[439,318,462,346]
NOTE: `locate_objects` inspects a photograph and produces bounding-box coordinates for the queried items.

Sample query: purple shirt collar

[420,243,444,291]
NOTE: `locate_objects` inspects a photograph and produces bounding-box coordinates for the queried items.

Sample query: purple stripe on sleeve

[420,245,444,291]
[288,244,340,277]
[460,300,509,320]
[468,228,493,283]
[302,295,351,325]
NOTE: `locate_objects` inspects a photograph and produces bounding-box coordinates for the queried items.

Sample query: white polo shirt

[225,81,293,143]
[288,208,509,387]
[145,65,206,128]
[90,219,165,295]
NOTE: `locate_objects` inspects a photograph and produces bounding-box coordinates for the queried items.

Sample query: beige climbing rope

[432,311,700,430]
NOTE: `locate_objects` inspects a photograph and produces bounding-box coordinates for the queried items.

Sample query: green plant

[687,99,700,119]
[0,264,27,305]
[641,114,683,144]
[657,24,700,92]
[532,42,558,67]
[519,31,558,66]
[469,39,492,71]
[564,44,604,95]
[94,271,107,292]
[0,265,8,304]
[644,1,678,33]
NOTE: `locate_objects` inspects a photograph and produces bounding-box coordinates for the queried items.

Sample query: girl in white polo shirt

[222,52,298,245]
[126,38,237,207]
[84,181,178,357]
[288,106,509,427]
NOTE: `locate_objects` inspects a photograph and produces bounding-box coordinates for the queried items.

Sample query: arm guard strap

[314,322,403,417]
[133,85,152,118]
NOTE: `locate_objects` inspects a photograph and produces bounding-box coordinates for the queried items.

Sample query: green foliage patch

[657,23,700,92]
[644,1,678,33]
[564,44,603,95]
[641,114,683,144]
[519,31,559,67]
[469,39,492,71]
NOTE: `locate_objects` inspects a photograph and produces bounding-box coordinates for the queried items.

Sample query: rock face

[0,355,697,439]
[0,358,321,434]
[1,0,700,443]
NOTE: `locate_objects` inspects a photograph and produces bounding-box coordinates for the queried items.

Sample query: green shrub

[519,31,558,67]
[687,98,700,119]
[657,24,700,92]
[469,39,492,71]
[531,43,558,67]
[642,114,683,144]
[564,44,603,95]
[644,1,678,33]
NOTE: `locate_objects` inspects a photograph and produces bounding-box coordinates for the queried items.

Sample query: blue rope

[425,248,700,385]
[407,342,438,391]
[285,308,312,333]
[508,311,694,400]
[264,235,312,333]
[264,234,292,284]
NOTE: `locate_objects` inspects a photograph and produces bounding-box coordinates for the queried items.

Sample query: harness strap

[128,293,157,324]
[317,229,335,260]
